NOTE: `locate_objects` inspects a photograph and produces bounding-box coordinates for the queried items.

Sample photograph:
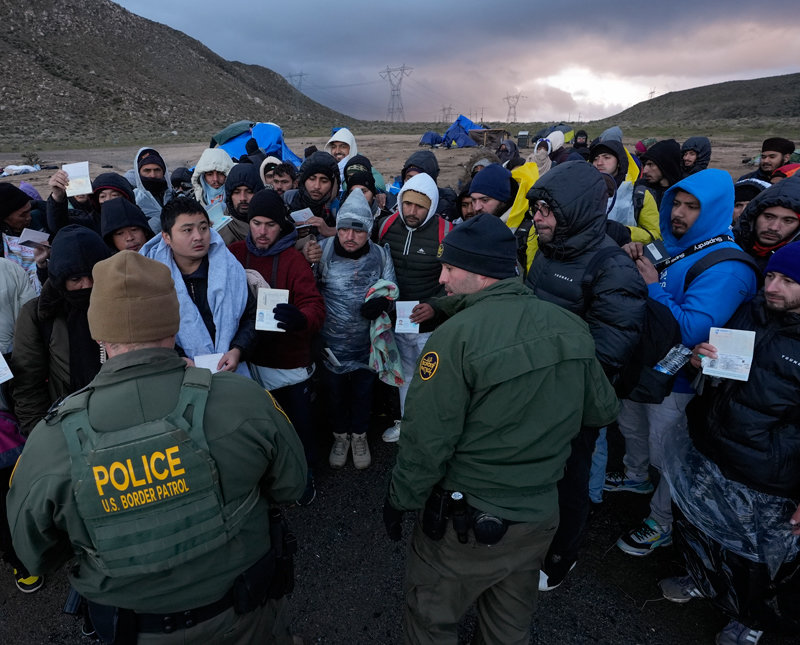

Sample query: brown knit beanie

[88,251,180,343]
[401,190,432,210]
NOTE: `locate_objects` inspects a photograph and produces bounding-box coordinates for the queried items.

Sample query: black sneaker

[538,555,576,592]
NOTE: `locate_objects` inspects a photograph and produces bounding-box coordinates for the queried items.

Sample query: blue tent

[214,121,302,168]
[443,115,479,148]
[419,131,444,147]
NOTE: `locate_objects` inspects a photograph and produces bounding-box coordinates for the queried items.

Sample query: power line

[379,64,412,122]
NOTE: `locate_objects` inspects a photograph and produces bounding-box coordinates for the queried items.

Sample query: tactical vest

[59,367,260,578]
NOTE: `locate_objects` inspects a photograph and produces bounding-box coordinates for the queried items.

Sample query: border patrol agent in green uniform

[7,251,307,644]
[383,214,619,644]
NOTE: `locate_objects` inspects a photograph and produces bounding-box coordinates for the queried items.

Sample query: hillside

[593,73,800,132]
[0,0,358,149]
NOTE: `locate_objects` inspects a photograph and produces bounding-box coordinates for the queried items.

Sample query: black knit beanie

[437,213,517,279]
[247,188,294,235]
[0,183,31,220]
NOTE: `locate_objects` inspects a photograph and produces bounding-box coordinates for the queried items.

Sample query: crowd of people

[1,125,799,644]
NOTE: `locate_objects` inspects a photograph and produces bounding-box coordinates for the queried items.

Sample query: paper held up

[62,161,92,197]
[194,353,224,373]
[18,228,51,249]
[701,327,756,382]
[395,301,420,335]
[255,288,290,332]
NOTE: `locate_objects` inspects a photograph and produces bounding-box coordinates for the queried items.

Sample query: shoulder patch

[419,351,439,380]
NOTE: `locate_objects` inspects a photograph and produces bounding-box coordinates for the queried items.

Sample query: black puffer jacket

[689,293,800,498]
[525,161,647,376]
[733,176,800,273]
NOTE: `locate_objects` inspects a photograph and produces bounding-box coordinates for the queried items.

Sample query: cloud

[112,0,800,122]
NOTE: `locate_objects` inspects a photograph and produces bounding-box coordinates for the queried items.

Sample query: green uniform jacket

[7,348,307,613]
[389,279,619,523]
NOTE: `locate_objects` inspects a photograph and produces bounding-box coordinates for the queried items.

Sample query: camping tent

[211,121,302,167]
[443,115,482,148]
[532,123,575,144]
[419,131,444,147]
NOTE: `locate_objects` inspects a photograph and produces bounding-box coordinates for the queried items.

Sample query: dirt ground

[0,133,765,200]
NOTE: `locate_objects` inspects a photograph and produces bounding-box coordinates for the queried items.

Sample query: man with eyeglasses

[525,161,647,591]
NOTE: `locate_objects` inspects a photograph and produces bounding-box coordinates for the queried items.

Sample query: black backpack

[582,246,758,404]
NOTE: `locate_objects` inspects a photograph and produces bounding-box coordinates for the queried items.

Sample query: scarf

[62,287,102,391]
[532,148,552,176]
[245,230,298,257]
[333,235,370,260]
[752,238,791,257]
[141,177,168,205]
[201,177,226,209]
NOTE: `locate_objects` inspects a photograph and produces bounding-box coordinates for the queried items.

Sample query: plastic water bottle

[653,344,692,375]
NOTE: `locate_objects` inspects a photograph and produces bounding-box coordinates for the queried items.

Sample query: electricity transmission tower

[440,105,453,122]
[286,72,309,110]
[379,65,412,122]
[649,87,656,100]
[504,92,526,123]
[286,72,309,92]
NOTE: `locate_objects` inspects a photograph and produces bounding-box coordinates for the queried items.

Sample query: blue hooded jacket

[651,169,757,389]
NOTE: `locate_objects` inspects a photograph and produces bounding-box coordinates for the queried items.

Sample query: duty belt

[136,590,234,633]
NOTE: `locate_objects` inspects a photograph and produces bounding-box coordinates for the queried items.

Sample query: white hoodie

[325,128,357,183]
[396,172,439,231]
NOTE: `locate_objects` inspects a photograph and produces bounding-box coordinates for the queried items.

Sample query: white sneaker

[382,420,401,443]
[351,433,371,469]
[329,433,350,468]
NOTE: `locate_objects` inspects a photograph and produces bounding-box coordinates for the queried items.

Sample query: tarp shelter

[468,129,511,148]
[443,115,481,148]
[419,131,444,147]
[211,121,302,167]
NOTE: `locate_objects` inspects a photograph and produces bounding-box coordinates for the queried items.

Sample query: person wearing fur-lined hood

[191,147,235,225]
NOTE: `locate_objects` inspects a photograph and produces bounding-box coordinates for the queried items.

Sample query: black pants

[271,379,316,469]
[546,425,600,563]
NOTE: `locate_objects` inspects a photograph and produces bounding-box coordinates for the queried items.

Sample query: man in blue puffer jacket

[607,168,758,556]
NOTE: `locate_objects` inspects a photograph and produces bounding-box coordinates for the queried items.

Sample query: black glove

[383,497,404,541]
[273,303,307,332]
[360,297,392,321]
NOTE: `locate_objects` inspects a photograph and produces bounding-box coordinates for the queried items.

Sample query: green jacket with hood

[388,279,619,523]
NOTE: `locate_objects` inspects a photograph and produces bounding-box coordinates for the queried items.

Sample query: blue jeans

[588,427,608,504]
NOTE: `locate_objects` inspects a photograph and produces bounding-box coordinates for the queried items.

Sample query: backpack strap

[378,212,400,241]
[632,184,656,242]
[438,218,453,243]
[683,248,759,291]
[318,237,336,280]
[632,184,648,219]
[580,246,627,315]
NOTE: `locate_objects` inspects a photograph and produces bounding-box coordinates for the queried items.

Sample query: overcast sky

[114,0,799,124]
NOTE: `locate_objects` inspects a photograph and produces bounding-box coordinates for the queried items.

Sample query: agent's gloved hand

[273,303,307,332]
[360,297,392,321]
[383,497,404,541]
